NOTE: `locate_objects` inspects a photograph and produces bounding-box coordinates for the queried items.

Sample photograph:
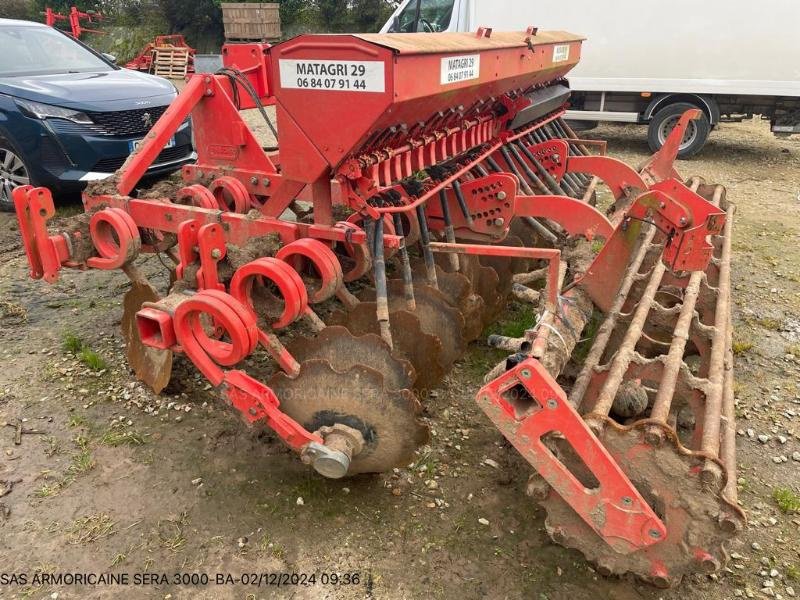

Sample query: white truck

[381,0,800,157]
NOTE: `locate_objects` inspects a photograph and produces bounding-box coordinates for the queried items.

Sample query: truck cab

[382,0,800,158]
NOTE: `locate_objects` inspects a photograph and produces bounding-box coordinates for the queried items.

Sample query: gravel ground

[0,118,798,600]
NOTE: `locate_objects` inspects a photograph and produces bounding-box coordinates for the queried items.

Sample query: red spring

[210,176,251,214]
[276,239,344,304]
[176,185,220,210]
[229,258,308,329]
[173,290,259,386]
[86,208,141,270]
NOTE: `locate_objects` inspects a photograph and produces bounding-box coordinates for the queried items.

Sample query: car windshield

[0,25,113,77]
[391,0,456,32]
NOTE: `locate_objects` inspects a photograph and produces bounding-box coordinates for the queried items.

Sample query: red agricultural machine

[125,35,196,75]
[12,29,742,586]
[43,6,104,39]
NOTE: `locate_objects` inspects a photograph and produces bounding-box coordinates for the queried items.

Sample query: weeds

[42,436,63,457]
[773,487,800,514]
[787,344,800,357]
[732,340,754,355]
[78,348,107,371]
[62,332,84,354]
[62,332,108,370]
[0,299,27,323]
[100,424,146,447]
[67,514,116,544]
[756,317,782,331]
[788,565,800,581]
[157,512,188,552]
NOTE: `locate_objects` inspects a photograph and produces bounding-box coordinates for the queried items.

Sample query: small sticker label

[552,45,570,63]
[441,54,481,85]
[279,59,385,92]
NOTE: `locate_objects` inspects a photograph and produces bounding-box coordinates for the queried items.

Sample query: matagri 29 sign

[441,54,481,85]
[279,59,385,92]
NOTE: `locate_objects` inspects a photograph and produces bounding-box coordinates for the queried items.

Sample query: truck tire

[647,102,710,159]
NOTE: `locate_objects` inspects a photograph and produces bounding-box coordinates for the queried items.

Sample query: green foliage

[773,487,800,514]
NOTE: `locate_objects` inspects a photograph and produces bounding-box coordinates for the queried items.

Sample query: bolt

[546,399,558,410]
[250,176,258,185]
[648,528,662,539]
[248,407,258,416]
[211,248,222,259]
[621,496,633,506]
[520,368,531,379]
[496,191,507,200]
[679,216,688,226]
[493,218,505,227]
[262,178,271,187]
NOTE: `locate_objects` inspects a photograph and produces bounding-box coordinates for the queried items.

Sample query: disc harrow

[13,29,741,586]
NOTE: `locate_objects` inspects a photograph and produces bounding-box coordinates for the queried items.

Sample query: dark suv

[0,18,195,211]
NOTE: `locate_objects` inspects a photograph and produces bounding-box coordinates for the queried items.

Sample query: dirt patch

[0,119,798,600]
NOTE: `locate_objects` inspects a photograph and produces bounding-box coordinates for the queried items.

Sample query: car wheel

[647,102,711,159]
[0,139,32,212]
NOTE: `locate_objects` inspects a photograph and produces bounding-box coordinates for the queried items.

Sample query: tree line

[1,0,400,56]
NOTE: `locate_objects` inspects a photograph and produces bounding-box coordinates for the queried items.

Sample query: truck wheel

[647,102,710,159]
[0,138,32,213]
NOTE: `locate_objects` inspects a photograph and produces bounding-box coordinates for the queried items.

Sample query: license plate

[129,136,175,153]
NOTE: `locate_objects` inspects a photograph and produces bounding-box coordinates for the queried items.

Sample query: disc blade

[121,281,173,394]
[270,360,429,474]
[287,326,416,391]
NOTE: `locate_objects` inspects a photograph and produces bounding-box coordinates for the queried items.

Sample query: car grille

[92,144,193,173]
[85,105,170,137]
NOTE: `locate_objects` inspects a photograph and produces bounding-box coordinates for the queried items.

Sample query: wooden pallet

[151,47,190,79]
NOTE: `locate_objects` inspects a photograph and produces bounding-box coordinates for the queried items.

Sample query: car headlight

[15,98,93,125]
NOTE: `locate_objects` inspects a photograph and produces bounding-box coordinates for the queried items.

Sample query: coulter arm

[13,29,742,586]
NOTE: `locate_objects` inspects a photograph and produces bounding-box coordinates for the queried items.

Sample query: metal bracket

[476,358,666,554]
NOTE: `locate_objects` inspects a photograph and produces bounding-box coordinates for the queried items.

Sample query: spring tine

[370,218,394,348]
[507,144,550,194]
[515,140,569,196]
[522,216,559,245]
[569,227,658,409]
[451,180,475,226]
[474,164,490,177]
[485,156,503,173]
[392,213,417,311]
[499,146,535,195]
[415,204,439,289]
[438,190,460,271]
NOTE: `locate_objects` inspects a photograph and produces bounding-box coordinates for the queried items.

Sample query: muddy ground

[0,119,799,600]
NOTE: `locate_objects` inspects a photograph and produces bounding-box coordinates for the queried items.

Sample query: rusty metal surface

[121,281,173,394]
[287,326,415,392]
[269,360,428,474]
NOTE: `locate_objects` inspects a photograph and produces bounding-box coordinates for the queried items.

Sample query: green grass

[78,348,107,371]
[100,425,146,447]
[62,332,107,370]
[773,487,800,514]
[62,332,85,354]
[756,317,782,331]
[788,565,800,581]
[732,340,754,355]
